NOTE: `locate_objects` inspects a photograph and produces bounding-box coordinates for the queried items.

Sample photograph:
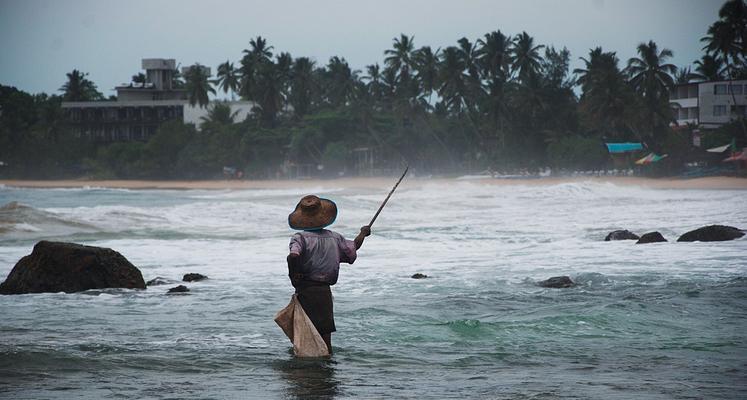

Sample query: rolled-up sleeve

[289,233,304,255]
[338,237,357,264]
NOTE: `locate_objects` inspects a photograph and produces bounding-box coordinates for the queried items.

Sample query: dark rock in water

[677,225,745,242]
[604,230,640,241]
[0,241,145,295]
[538,276,575,288]
[636,232,668,244]
[146,277,174,286]
[183,273,207,282]
[411,273,428,279]
[168,285,189,293]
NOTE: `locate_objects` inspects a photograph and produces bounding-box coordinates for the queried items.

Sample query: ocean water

[0,181,745,399]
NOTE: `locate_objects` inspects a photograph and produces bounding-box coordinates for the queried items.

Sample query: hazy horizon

[0,0,723,98]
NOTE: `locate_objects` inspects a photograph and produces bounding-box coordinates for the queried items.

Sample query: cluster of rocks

[538,225,743,290]
[604,225,744,244]
[147,273,208,293]
[0,241,207,295]
[3,225,742,295]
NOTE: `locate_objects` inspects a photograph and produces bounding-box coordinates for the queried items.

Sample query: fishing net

[274,294,330,357]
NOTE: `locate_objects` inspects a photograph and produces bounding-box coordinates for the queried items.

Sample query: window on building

[729,84,743,95]
[689,107,698,119]
[731,105,747,117]
[688,85,698,98]
[714,84,728,95]
[714,105,727,116]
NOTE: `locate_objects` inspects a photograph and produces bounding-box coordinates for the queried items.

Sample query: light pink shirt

[289,229,357,285]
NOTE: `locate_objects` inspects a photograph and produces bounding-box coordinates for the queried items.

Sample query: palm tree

[275,52,293,113]
[59,69,103,101]
[574,47,606,91]
[701,0,747,78]
[457,38,480,82]
[290,57,316,118]
[413,46,440,105]
[253,62,284,126]
[477,30,511,82]
[626,40,677,98]
[384,34,416,97]
[626,41,677,143]
[541,46,573,88]
[363,63,384,105]
[574,48,633,138]
[132,73,147,84]
[239,36,274,101]
[510,32,544,83]
[701,0,747,134]
[246,36,274,64]
[478,31,513,150]
[171,67,185,89]
[456,37,482,108]
[437,46,467,113]
[184,64,216,108]
[674,67,693,84]
[200,102,238,126]
[692,54,725,81]
[380,65,398,108]
[324,56,358,107]
[215,61,240,99]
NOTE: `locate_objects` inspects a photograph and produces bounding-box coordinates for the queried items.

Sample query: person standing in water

[287,194,371,354]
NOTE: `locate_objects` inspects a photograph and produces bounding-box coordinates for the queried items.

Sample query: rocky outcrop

[604,230,640,241]
[411,273,428,279]
[146,277,175,286]
[636,232,667,244]
[538,276,575,288]
[183,273,207,282]
[168,285,189,293]
[677,225,745,242]
[0,241,145,294]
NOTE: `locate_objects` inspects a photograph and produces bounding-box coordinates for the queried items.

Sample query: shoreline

[1,176,746,190]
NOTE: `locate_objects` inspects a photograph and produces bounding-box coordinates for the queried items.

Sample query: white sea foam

[1,181,746,398]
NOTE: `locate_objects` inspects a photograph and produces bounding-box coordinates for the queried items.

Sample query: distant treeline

[1,0,746,179]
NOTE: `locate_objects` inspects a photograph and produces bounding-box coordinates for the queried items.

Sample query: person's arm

[353,226,371,250]
[287,233,304,286]
[287,253,303,286]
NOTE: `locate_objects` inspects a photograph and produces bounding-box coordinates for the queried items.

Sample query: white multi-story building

[670,80,747,129]
[62,59,254,141]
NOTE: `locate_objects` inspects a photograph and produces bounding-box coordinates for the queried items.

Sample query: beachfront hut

[605,142,645,167]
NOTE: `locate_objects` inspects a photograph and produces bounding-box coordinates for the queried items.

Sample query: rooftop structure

[115,58,187,101]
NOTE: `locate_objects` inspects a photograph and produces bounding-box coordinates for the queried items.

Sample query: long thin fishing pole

[368,166,408,227]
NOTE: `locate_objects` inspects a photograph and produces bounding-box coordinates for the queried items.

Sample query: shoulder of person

[325,230,347,240]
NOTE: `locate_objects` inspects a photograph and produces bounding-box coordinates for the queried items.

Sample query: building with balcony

[670,79,747,129]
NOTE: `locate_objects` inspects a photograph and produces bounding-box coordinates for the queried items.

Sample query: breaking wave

[0,201,98,238]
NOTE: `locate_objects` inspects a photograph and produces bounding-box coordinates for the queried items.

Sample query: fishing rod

[368,165,408,228]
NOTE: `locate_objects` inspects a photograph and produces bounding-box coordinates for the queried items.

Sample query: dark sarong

[295,283,335,335]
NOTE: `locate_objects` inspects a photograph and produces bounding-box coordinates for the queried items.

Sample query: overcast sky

[0,0,724,98]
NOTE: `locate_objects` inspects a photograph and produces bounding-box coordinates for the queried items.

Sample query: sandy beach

[1,176,746,190]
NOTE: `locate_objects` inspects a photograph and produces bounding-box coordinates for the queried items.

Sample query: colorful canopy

[722,152,747,162]
[707,144,731,153]
[606,142,643,153]
[635,153,668,165]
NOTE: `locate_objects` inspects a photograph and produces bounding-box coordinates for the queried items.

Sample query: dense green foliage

[2,0,746,179]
